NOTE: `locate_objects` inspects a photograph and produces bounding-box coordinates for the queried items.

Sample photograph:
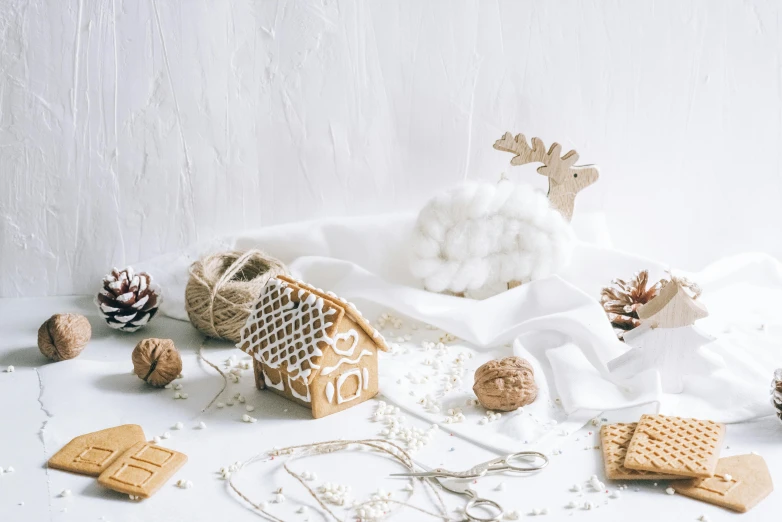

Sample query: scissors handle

[484,451,549,473]
[464,497,503,522]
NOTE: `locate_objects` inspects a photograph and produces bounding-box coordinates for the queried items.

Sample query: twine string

[228,439,455,521]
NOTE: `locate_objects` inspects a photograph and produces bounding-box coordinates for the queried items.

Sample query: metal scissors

[401,462,504,522]
[390,451,549,479]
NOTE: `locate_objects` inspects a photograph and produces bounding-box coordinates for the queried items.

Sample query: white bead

[161,432,171,439]
[181,393,188,399]
[173,422,183,430]
[153,436,161,443]
[6,366,14,373]
[198,421,207,429]
[5,466,13,473]
[275,493,285,503]
[245,405,255,412]
[216,402,225,408]
[665,487,675,495]
[60,489,71,497]
[260,501,270,510]
[723,474,733,482]
[174,384,183,390]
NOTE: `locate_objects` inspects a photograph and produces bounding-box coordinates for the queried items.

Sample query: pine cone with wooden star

[95,267,161,332]
[771,369,782,424]
[600,270,666,339]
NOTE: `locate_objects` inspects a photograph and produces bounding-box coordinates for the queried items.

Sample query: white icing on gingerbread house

[238,275,389,418]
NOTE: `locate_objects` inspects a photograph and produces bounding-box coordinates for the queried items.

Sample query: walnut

[473,356,538,411]
[132,338,182,387]
[37,313,92,361]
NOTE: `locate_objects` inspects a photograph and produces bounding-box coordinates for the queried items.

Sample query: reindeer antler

[493,133,578,184]
[493,131,600,222]
[493,132,547,166]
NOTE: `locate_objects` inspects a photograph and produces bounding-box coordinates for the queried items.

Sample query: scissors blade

[389,471,441,478]
[433,476,475,496]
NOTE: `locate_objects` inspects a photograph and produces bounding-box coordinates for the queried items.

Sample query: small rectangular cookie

[673,454,773,513]
[98,441,187,499]
[600,423,682,481]
[48,424,146,476]
[624,414,725,478]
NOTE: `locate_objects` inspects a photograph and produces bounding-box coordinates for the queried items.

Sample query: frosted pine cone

[95,267,161,332]
[771,369,782,423]
[600,270,666,339]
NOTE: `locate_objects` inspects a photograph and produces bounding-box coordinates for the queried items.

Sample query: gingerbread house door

[324,366,368,406]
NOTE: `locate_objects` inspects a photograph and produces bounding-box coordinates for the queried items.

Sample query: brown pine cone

[771,369,782,423]
[95,267,161,332]
[600,270,666,339]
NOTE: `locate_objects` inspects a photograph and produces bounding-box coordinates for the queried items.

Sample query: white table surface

[1,296,780,522]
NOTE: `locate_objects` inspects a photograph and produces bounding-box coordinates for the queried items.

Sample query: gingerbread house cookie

[238,275,389,418]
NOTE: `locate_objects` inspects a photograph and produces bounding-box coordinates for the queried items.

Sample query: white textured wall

[2,0,781,297]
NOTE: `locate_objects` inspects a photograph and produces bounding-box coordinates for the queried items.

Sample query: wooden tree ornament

[493,132,600,221]
[608,279,723,394]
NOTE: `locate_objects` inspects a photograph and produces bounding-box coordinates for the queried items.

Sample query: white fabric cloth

[139,213,782,453]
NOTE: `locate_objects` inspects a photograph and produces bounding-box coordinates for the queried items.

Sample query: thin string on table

[227,439,457,522]
[197,339,229,412]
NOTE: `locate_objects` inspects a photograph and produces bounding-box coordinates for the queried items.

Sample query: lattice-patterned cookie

[672,454,773,513]
[624,414,725,478]
[600,423,682,481]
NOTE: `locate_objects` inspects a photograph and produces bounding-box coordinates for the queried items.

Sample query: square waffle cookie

[600,423,682,481]
[624,414,725,478]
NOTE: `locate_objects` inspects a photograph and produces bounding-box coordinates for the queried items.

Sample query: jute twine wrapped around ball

[185,250,288,342]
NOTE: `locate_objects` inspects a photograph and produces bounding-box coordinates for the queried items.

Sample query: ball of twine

[185,250,288,342]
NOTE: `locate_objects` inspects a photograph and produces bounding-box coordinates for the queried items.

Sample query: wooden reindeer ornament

[608,277,724,394]
[493,133,599,221]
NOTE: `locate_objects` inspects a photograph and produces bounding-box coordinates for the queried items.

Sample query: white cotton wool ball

[452,258,490,292]
[424,261,460,293]
[409,258,441,280]
[469,220,494,259]
[467,183,496,219]
[411,235,442,260]
[489,180,514,213]
[410,180,574,294]
[444,224,471,262]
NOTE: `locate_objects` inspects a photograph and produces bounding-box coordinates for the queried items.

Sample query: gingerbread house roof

[637,279,708,328]
[238,275,388,384]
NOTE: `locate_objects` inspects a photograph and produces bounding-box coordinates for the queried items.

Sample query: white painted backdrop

[1,0,781,297]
